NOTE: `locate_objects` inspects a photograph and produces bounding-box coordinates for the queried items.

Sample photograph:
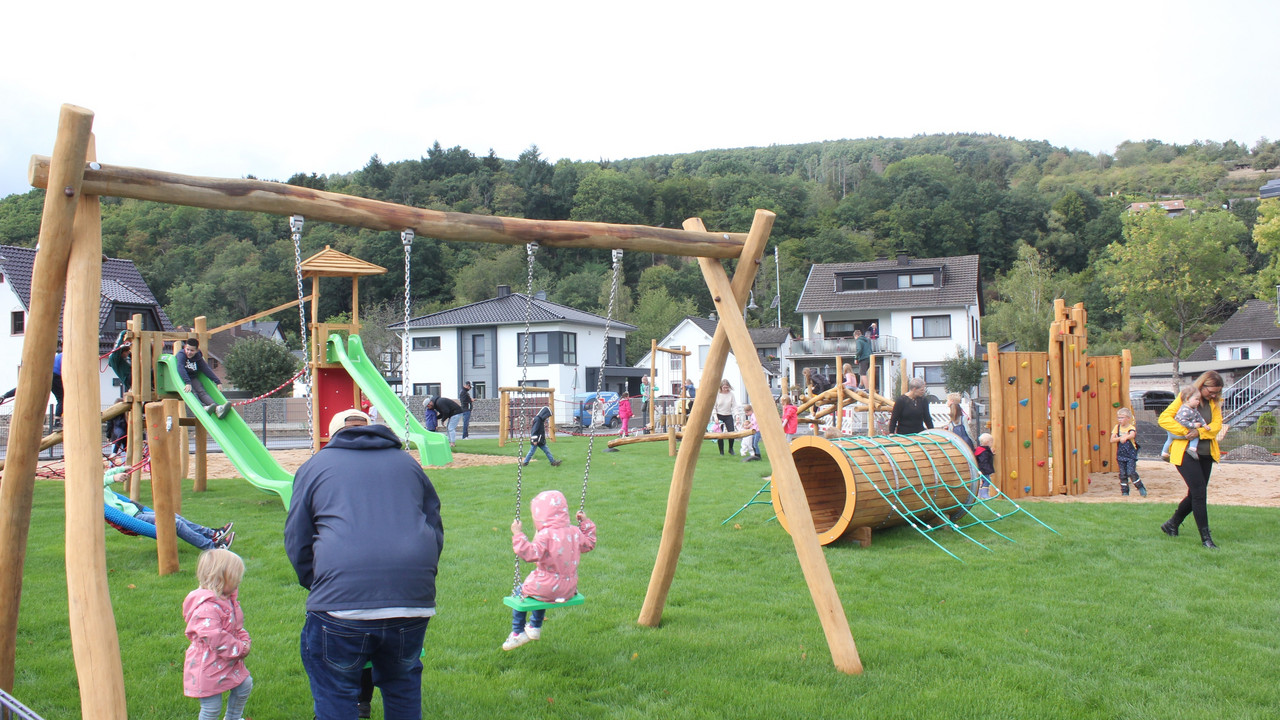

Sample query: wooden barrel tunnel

[773,432,979,545]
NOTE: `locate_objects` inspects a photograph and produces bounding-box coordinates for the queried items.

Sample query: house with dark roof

[398,285,638,403]
[1185,298,1280,363]
[1127,199,1187,216]
[0,244,173,410]
[794,254,983,398]
[634,316,794,402]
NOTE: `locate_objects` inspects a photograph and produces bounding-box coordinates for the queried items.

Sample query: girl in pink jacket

[618,394,634,436]
[183,549,252,720]
[503,490,597,651]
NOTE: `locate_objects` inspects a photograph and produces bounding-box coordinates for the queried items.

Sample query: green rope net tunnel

[772,430,1054,561]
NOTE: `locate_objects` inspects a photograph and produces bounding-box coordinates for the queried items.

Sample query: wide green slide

[156,354,295,508]
[326,334,453,467]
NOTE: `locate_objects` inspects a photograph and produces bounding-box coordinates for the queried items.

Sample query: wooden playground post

[64,130,130,718]
[0,105,95,694]
[986,342,1005,494]
[145,401,180,576]
[697,236,862,675]
[866,356,879,435]
[639,211,863,675]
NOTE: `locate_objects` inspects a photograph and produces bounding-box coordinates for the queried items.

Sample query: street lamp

[745,290,759,320]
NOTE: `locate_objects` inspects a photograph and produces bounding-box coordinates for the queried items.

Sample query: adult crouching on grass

[1158,370,1225,549]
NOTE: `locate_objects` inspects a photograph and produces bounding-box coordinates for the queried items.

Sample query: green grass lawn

[11,436,1280,719]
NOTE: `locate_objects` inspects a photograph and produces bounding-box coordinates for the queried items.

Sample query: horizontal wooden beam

[28,157,749,259]
[210,294,314,335]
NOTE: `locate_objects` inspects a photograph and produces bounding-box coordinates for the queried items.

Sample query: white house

[635,316,793,403]
[399,285,638,403]
[793,254,982,399]
[0,244,173,413]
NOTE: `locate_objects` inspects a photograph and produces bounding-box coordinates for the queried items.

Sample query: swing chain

[291,214,313,451]
[578,248,623,513]
[401,228,414,452]
[512,241,539,597]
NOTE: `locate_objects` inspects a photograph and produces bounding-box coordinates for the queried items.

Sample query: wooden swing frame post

[0,109,862,715]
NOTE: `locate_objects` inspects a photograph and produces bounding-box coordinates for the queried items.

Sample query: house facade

[792,254,982,399]
[400,286,637,403]
[0,244,173,411]
[635,317,793,403]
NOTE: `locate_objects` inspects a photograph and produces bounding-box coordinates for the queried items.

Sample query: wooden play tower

[0,105,862,718]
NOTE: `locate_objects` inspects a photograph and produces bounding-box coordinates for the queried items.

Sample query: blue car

[573,392,620,428]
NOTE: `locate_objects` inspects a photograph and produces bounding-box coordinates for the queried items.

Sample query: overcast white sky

[3,1,1277,200]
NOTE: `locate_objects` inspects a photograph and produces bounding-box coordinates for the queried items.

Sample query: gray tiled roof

[0,244,173,350]
[796,255,982,312]
[1186,299,1280,361]
[684,316,792,348]
[399,293,637,331]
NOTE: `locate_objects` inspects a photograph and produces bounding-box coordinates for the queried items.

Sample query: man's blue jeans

[461,409,471,439]
[301,612,428,720]
[445,415,462,446]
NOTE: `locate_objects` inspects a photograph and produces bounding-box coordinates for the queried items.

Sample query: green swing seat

[503,593,586,612]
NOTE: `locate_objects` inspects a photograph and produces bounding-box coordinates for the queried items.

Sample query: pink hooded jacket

[513,490,597,602]
[182,588,251,698]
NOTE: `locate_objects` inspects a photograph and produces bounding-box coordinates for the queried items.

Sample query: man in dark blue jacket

[285,408,444,720]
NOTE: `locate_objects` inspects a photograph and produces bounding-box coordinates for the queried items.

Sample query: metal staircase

[1221,350,1280,427]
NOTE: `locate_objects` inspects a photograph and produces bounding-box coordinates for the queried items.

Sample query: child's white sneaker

[524,626,541,640]
[502,632,532,651]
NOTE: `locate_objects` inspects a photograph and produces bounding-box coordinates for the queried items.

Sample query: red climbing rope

[230,369,306,407]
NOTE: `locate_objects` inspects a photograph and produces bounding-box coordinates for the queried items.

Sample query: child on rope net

[183,549,253,720]
[503,490,597,651]
[1110,407,1148,497]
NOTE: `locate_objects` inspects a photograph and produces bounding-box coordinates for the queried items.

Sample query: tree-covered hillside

[1,133,1276,365]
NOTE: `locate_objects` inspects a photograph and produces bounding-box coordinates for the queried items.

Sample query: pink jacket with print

[182,588,251,698]
[513,490,597,602]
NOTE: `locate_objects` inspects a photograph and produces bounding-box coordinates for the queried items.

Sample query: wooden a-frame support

[0,106,861,717]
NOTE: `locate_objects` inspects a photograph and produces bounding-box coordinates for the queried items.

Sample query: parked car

[572,391,620,428]
[1130,390,1176,413]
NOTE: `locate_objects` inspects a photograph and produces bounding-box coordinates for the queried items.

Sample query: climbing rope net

[829,430,1056,562]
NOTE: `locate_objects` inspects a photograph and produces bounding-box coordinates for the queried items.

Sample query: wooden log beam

[0,104,95,693]
[28,157,750,259]
[64,135,129,718]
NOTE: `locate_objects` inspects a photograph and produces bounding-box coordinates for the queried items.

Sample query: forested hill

[0,133,1276,364]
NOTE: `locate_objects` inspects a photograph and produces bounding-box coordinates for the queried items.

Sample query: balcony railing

[790,335,899,357]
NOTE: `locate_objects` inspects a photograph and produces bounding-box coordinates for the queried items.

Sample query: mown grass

[11,436,1280,719]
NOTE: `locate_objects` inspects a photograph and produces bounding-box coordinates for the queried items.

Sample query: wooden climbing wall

[986,302,1133,499]
[1082,352,1132,479]
[985,348,1051,499]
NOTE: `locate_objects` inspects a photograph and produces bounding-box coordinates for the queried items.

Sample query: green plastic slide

[156,354,295,508]
[325,334,453,467]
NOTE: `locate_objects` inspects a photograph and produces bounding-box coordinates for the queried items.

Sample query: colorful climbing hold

[1071,448,1078,454]
[1099,377,1105,383]
[1008,426,1016,432]
[1023,440,1031,448]
[1090,391,1097,398]
[1070,401,1079,409]
[1007,376,1017,385]
[1035,377,1044,384]
[1024,486,1031,493]
[1036,429,1045,438]
[1069,344,1076,351]
[1020,361,1028,368]
[1112,402,1121,408]
[1092,444,1100,451]
[1010,471,1018,480]
[1082,384,1090,391]
[1037,460,1046,467]
[1019,398,1029,406]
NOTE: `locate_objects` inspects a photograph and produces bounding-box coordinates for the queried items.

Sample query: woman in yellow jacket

[1157,371,1225,549]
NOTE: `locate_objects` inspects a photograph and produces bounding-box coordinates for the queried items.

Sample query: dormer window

[837,274,878,292]
[898,273,935,289]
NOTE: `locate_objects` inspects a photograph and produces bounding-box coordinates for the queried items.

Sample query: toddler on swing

[503,489,597,651]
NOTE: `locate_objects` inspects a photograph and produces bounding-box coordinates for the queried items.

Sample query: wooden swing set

[0,104,862,717]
